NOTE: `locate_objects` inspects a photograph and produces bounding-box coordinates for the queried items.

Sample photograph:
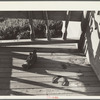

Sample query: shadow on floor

[0,44,100,95]
[10,50,100,96]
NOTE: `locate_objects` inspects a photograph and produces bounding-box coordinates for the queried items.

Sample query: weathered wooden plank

[63,11,70,40]
[0,38,100,95]
[0,47,78,53]
[28,11,35,41]
[0,62,90,68]
[0,87,100,95]
[12,52,79,56]
[12,87,100,94]
[13,54,86,60]
[0,89,100,96]
[0,76,99,83]
[44,11,51,41]
[0,39,79,46]
[12,59,89,67]
[0,71,96,78]
[78,11,87,53]
[0,80,100,89]
[0,61,90,69]
[12,57,87,61]
[0,52,70,56]
[0,11,83,21]
[0,66,93,73]
[3,43,77,49]
[1,56,87,62]
[12,56,88,61]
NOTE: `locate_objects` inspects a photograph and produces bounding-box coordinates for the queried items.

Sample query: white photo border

[0,1,100,99]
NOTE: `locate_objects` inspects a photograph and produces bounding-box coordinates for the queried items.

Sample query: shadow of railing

[0,36,99,95]
[0,46,85,57]
[9,50,100,96]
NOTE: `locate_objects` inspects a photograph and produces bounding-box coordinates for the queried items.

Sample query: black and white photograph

[0,1,100,98]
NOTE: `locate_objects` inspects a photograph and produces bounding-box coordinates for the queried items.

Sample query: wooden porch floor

[0,41,100,96]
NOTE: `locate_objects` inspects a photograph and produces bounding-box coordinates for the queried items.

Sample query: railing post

[62,21,66,38]
[78,11,88,54]
[44,11,51,41]
[62,11,70,40]
[28,11,35,41]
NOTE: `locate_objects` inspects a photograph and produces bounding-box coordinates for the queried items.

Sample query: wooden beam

[78,11,86,53]
[61,21,66,38]
[0,11,83,21]
[62,11,70,40]
[28,11,35,41]
[78,11,90,55]
[44,11,51,41]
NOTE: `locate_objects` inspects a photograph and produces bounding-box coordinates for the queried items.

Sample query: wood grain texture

[0,42,100,96]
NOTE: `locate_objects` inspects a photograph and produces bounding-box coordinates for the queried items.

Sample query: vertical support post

[62,21,66,37]
[78,11,88,54]
[28,11,35,41]
[44,11,51,41]
[62,11,70,40]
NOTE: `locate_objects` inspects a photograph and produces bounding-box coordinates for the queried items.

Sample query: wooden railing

[0,11,83,41]
[85,11,100,80]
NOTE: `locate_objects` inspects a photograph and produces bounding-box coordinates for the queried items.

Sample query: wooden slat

[0,71,96,78]
[78,11,88,54]
[28,11,35,41]
[44,11,51,41]
[0,89,100,96]
[0,58,89,67]
[0,11,83,21]
[0,66,93,73]
[0,51,85,57]
[2,44,78,49]
[0,76,99,83]
[0,48,78,54]
[0,76,99,85]
[0,53,90,68]
[63,11,70,40]
[0,87,100,95]
[0,39,79,47]
[0,81,100,90]
[0,42,100,96]
[13,56,89,65]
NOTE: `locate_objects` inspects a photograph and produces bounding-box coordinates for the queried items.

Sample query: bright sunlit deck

[0,39,100,96]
